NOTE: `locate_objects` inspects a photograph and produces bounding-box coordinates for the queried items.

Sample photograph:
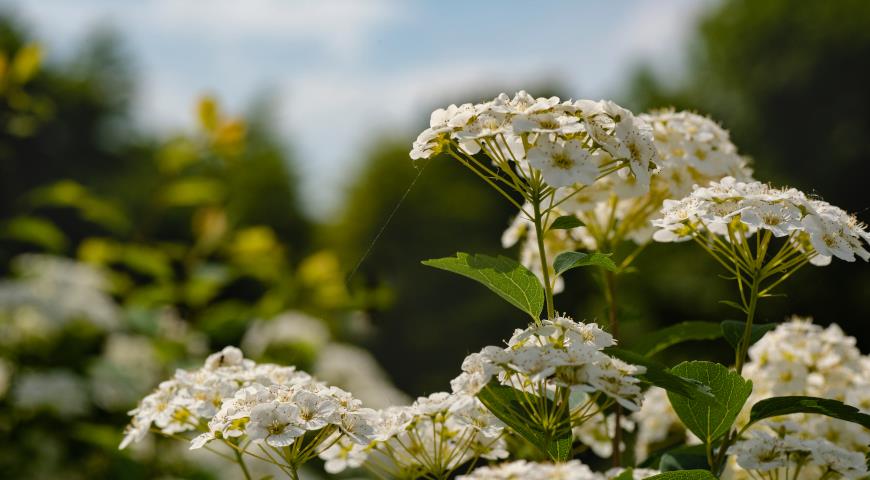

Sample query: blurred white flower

[13,369,89,418]
[241,311,331,357]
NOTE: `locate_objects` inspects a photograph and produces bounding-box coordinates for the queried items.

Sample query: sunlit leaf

[549,215,584,230]
[667,361,753,444]
[11,43,41,83]
[1,216,67,251]
[477,380,572,461]
[553,251,617,275]
[747,396,870,429]
[197,96,220,132]
[606,348,718,405]
[422,252,544,320]
[644,470,717,480]
[158,177,225,206]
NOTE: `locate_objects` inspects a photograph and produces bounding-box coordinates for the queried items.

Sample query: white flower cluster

[457,460,659,480]
[652,177,870,264]
[729,431,867,479]
[641,110,752,199]
[120,346,372,457]
[633,318,870,479]
[411,91,656,190]
[0,254,119,344]
[728,318,870,479]
[320,391,507,477]
[502,111,752,292]
[452,317,645,412]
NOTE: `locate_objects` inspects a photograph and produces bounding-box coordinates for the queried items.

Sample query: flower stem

[603,270,619,339]
[532,189,554,321]
[734,274,760,375]
[233,446,253,480]
[601,268,623,467]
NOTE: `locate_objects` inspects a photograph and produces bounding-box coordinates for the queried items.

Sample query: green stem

[602,268,623,467]
[734,270,760,375]
[233,446,253,480]
[532,190,555,321]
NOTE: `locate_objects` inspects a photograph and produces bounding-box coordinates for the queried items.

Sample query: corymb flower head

[501,110,753,297]
[652,177,870,265]
[457,459,659,480]
[320,391,507,479]
[121,346,376,474]
[410,91,657,194]
[447,316,645,462]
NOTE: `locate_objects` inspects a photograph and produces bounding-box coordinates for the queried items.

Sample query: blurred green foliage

[0,16,381,480]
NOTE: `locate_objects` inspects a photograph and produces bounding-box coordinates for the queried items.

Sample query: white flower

[293,389,339,430]
[204,345,245,369]
[319,436,368,474]
[457,459,603,480]
[246,401,305,447]
[527,138,597,187]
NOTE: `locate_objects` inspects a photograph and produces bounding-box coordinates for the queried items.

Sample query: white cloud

[1,0,718,218]
[279,60,558,213]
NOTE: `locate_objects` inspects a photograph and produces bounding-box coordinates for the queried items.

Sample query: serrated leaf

[422,253,544,319]
[605,349,718,405]
[477,381,572,461]
[549,215,584,230]
[721,321,777,351]
[553,251,617,275]
[633,322,723,357]
[644,470,717,480]
[747,396,870,430]
[667,361,753,444]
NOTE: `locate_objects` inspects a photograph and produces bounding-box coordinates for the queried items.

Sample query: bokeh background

[0,0,868,478]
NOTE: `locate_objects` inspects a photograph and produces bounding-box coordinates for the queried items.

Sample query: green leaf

[612,468,635,480]
[667,361,753,444]
[747,396,870,430]
[721,321,777,350]
[477,380,572,461]
[605,349,718,405]
[1,216,67,252]
[633,322,724,357]
[644,470,717,480]
[549,215,585,230]
[422,253,544,319]
[553,251,617,275]
[27,180,130,233]
[640,444,709,471]
[718,300,747,314]
[658,445,711,472]
[158,177,225,206]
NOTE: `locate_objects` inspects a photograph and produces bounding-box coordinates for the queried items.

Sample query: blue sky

[0,0,717,217]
